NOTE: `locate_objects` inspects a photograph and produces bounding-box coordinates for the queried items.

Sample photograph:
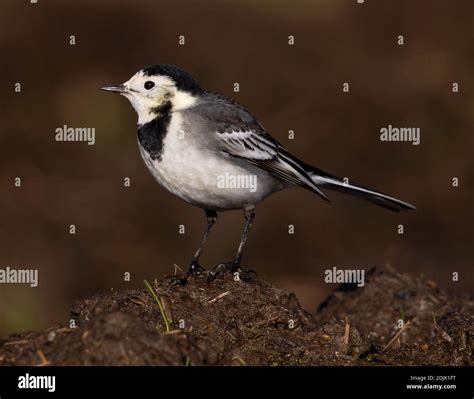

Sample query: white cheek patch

[121,72,197,125]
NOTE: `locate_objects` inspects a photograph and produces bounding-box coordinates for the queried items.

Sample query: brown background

[0,0,472,335]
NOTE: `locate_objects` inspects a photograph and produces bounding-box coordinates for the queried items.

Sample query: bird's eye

[144,81,155,90]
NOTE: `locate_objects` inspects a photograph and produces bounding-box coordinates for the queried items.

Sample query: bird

[101,64,415,279]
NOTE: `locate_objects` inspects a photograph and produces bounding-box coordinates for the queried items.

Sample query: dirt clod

[0,266,472,366]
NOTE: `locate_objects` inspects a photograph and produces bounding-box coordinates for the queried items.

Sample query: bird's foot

[169,275,188,286]
[207,262,256,283]
[169,261,205,286]
[188,260,206,275]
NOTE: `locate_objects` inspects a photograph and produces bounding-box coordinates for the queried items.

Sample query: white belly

[138,114,281,211]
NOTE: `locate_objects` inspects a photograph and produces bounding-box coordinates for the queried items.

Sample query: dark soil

[0,265,472,366]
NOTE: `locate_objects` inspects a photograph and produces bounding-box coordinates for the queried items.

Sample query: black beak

[100,84,127,93]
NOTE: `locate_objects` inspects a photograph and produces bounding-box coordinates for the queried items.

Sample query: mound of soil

[0,266,472,366]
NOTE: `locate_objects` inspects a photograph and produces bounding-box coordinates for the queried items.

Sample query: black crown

[142,64,203,94]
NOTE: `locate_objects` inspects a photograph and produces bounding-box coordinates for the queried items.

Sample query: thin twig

[173,263,183,275]
[4,339,29,346]
[432,312,452,342]
[433,323,452,343]
[343,316,350,346]
[383,320,411,352]
[53,328,74,334]
[208,291,230,303]
[128,296,146,307]
[35,350,50,366]
[163,329,183,335]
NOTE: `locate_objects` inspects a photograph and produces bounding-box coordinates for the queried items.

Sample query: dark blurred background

[0,0,472,335]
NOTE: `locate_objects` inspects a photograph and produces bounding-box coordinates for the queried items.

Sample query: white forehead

[125,71,175,88]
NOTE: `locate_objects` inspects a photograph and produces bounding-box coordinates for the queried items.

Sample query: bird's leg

[234,205,256,268]
[208,205,256,281]
[188,210,217,274]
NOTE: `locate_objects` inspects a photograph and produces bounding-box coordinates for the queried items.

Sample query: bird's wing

[193,94,329,200]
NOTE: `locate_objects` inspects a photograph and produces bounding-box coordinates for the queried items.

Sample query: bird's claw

[169,275,188,286]
[188,261,206,275]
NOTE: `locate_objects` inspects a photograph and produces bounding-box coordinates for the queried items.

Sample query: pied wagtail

[101,64,415,279]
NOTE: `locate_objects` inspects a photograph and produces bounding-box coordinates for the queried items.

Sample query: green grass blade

[143,279,170,332]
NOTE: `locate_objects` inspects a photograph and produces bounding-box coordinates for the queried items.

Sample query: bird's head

[101,64,202,125]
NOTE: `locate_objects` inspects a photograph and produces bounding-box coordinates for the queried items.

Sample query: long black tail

[305,165,415,212]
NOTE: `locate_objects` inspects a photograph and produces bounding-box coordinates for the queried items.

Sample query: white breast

[138,112,281,211]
